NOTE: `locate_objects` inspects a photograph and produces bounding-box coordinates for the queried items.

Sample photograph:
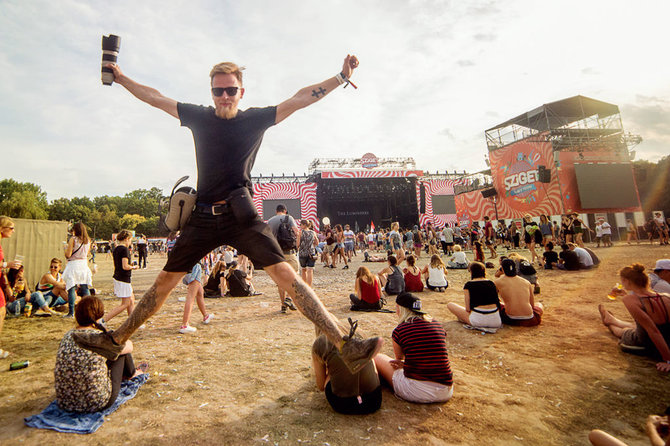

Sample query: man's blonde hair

[209,62,245,86]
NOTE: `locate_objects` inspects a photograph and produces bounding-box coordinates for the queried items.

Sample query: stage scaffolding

[484,95,641,155]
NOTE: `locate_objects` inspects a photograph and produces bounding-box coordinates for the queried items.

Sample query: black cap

[396,292,426,314]
[501,258,517,277]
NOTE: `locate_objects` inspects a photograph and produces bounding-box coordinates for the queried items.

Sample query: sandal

[136,362,150,373]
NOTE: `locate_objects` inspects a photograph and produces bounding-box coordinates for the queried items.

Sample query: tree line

[0,179,165,239]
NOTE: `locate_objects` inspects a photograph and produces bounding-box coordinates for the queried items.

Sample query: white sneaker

[179,325,197,334]
[202,314,214,324]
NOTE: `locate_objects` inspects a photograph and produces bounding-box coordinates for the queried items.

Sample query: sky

[1,0,669,201]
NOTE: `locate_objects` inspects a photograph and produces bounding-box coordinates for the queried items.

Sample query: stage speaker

[538,165,551,183]
[419,184,426,214]
[481,188,497,198]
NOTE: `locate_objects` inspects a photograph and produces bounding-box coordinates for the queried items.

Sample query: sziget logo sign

[504,169,539,195]
[361,153,378,169]
[497,150,542,203]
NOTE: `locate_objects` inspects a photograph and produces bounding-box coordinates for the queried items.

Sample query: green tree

[0,179,49,219]
[88,205,120,240]
[135,216,160,237]
[119,213,146,231]
[120,188,164,218]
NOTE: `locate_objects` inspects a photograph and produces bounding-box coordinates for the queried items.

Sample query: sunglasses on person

[211,87,239,97]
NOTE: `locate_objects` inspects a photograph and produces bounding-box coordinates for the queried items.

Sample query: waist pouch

[228,186,258,224]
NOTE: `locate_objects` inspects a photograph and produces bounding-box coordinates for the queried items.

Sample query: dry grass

[1,244,669,445]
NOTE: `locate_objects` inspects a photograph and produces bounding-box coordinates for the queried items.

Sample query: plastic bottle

[9,360,29,371]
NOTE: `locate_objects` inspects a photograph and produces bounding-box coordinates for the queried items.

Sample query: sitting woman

[447,261,501,329]
[446,245,468,269]
[599,263,670,372]
[6,266,54,316]
[54,296,148,413]
[225,261,255,297]
[350,266,383,310]
[377,255,405,296]
[374,292,454,403]
[312,322,382,414]
[422,254,448,292]
[403,255,424,292]
[203,259,227,298]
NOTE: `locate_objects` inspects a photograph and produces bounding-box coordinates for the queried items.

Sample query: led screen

[431,195,456,214]
[574,163,639,209]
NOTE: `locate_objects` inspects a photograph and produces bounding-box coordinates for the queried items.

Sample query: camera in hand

[101,34,121,85]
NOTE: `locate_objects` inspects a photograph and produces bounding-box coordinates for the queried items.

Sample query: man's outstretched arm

[275,54,359,124]
[105,63,179,119]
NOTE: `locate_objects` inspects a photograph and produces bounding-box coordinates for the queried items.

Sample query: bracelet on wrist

[338,71,358,89]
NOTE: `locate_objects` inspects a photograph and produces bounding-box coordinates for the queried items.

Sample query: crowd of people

[2,45,669,443]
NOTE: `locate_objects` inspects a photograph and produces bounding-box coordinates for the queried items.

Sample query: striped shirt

[392,318,453,386]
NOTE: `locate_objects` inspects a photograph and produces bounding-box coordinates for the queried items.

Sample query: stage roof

[486,95,620,133]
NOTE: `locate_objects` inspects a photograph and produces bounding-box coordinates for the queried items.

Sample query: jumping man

[74,54,382,373]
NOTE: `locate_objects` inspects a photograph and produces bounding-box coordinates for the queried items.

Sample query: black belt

[196,201,229,215]
[472,307,499,314]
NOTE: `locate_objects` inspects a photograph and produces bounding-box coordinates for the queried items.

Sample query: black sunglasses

[211,87,239,97]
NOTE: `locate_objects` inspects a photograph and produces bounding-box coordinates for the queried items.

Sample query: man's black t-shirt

[113,245,132,283]
[178,103,277,204]
[559,250,580,271]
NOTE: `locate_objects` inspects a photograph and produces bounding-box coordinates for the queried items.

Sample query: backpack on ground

[277,216,297,251]
[519,260,537,276]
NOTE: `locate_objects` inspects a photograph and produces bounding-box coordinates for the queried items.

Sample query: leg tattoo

[290,279,344,347]
[114,283,162,343]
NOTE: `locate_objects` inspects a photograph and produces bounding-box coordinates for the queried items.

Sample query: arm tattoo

[291,279,344,346]
[311,87,327,98]
[113,283,161,343]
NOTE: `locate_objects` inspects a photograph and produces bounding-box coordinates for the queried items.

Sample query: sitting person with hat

[495,259,543,327]
[374,292,454,403]
[650,259,670,294]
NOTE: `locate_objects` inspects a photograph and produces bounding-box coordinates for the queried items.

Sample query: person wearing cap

[495,259,543,327]
[650,260,670,294]
[373,292,454,403]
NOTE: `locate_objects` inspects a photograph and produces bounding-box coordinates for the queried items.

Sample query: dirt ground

[1,243,669,445]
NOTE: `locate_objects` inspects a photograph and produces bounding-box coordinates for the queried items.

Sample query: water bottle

[9,360,30,371]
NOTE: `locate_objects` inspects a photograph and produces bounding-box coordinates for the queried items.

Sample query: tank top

[428,266,447,287]
[386,266,405,294]
[38,272,62,291]
[68,237,90,261]
[404,267,424,292]
[359,278,381,304]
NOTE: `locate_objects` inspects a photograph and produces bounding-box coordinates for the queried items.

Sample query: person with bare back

[74,53,382,374]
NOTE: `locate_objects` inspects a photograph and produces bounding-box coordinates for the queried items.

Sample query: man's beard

[215,106,238,120]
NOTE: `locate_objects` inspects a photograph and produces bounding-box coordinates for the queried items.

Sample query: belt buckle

[211,204,225,216]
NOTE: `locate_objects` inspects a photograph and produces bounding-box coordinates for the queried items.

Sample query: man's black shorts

[164,207,285,273]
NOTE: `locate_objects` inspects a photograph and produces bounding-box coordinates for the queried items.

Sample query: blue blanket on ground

[24,373,149,434]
